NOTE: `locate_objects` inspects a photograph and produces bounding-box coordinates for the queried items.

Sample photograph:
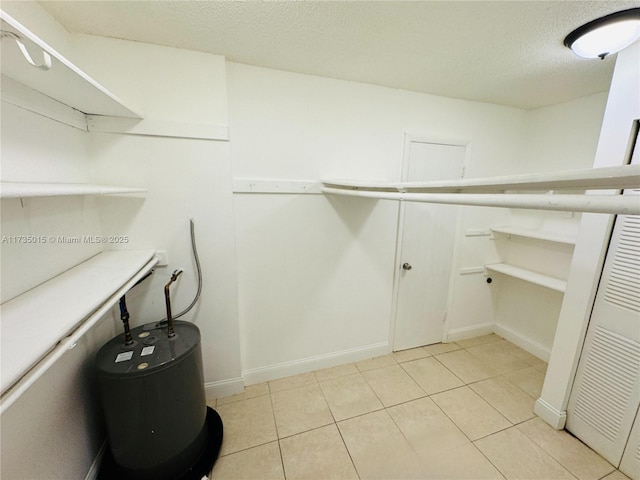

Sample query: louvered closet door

[566,195,640,468]
[620,404,640,479]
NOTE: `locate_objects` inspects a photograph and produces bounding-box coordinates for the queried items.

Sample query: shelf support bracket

[1,31,51,71]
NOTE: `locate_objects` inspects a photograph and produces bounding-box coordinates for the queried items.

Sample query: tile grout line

[513,419,617,479]
[437,350,513,480]
[213,336,577,479]
[265,382,288,479]
[314,369,362,480]
[390,344,517,479]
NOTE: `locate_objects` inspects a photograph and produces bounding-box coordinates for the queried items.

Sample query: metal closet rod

[321,164,640,192]
[321,188,640,216]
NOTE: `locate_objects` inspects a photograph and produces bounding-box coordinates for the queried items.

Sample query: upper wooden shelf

[0,182,147,199]
[0,11,142,118]
[322,164,640,193]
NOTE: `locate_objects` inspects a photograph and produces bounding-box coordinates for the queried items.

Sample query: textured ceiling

[38,1,640,110]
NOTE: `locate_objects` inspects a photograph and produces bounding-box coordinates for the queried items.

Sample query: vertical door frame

[388,132,471,351]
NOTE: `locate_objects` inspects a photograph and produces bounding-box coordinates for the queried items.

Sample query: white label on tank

[141,346,155,357]
[115,351,134,363]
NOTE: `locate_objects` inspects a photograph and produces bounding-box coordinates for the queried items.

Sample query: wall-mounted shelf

[490,226,577,245]
[0,11,142,118]
[0,250,158,411]
[0,182,147,199]
[485,263,567,292]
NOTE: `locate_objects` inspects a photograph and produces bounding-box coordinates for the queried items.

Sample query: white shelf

[485,263,567,292]
[490,227,577,245]
[0,250,157,396]
[0,11,142,118]
[322,164,640,193]
[0,182,147,199]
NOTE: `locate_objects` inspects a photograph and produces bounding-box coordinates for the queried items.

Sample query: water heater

[95,320,220,479]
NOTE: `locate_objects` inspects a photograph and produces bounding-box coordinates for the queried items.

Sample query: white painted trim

[391,133,470,350]
[1,75,87,131]
[242,342,389,385]
[459,266,486,275]
[204,377,244,399]
[388,199,404,350]
[86,116,229,141]
[445,322,494,342]
[534,398,567,430]
[493,323,551,362]
[388,135,410,350]
[232,179,322,194]
[84,440,107,480]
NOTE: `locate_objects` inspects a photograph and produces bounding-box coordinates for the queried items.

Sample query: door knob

[402,263,412,271]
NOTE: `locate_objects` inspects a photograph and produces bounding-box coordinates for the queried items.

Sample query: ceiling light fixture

[564,8,640,60]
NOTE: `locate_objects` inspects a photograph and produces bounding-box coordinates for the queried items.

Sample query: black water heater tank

[95,320,208,480]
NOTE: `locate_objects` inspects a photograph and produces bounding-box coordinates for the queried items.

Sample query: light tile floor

[207,334,630,480]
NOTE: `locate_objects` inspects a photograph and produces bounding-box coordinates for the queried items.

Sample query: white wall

[1,4,242,478]
[227,63,609,379]
[0,101,101,303]
[227,62,527,382]
[0,4,616,478]
[490,92,608,356]
[72,34,242,391]
[0,98,120,480]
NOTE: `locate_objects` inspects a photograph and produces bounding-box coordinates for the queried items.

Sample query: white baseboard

[84,440,107,480]
[242,342,390,385]
[446,322,494,342]
[205,377,245,399]
[493,324,551,362]
[534,398,567,430]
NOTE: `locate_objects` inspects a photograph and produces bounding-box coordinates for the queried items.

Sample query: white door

[566,203,640,465]
[393,139,465,351]
[620,405,640,480]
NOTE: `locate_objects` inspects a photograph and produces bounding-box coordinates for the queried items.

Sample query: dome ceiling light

[564,8,640,59]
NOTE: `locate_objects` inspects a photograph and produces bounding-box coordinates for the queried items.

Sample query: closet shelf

[485,263,567,292]
[0,182,147,198]
[0,11,142,118]
[322,164,640,193]
[490,227,577,245]
[1,250,157,401]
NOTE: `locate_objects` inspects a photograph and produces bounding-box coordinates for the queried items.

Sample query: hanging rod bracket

[1,30,51,71]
